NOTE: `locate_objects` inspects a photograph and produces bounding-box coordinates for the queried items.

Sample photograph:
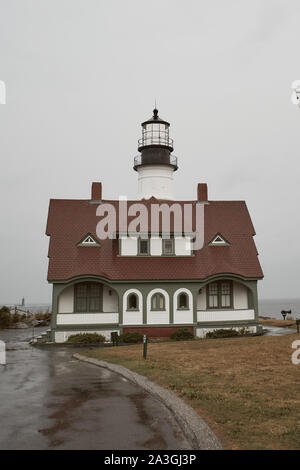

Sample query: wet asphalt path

[0,328,189,450]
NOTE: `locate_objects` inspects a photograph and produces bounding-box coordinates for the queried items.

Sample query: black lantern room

[134,109,178,171]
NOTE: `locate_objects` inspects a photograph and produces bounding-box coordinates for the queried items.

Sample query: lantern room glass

[141,122,170,147]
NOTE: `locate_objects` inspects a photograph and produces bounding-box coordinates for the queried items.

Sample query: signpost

[111,331,119,346]
[143,334,147,360]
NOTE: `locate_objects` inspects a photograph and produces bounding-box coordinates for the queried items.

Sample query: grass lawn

[259,318,297,329]
[83,333,300,450]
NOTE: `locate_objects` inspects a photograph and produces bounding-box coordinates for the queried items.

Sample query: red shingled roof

[46,198,263,281]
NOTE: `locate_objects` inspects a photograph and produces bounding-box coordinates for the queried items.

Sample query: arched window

[127,293,139,310]
[178,292,189,310]
[151,293,165,311]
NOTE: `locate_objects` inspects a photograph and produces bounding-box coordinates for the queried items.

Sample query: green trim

[119,323,195,328]
[54,324,120,332]
[196,319,258,328]
[49,273,263,285]
[57,311,117,314]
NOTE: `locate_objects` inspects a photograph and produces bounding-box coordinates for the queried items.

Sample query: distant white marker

[291,80,300,107]
[0,80,6,104]
[0,340,6,365]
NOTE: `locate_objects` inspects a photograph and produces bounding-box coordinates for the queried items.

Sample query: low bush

[35,312,52,321]
[170,328,194,341]
[206,328,240,339]
[12,312,21,323]
[120,332,143,343]
[67,333,106,343]
[0,306,11,328]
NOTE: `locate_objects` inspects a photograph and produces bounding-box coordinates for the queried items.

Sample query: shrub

[12,312,21,323]
[120,332,143,343]
[67,333,106,343]
[170,328,194,341]
[35,312,52,321]
[206,328,240,339]
[0,306,11,328]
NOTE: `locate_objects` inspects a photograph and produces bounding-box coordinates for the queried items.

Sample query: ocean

[259,298,300,319]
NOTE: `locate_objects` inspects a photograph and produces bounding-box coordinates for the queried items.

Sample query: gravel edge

[73,353,222,450]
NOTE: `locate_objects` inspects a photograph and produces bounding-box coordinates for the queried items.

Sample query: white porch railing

[197,309,255,322]
[56,313,119,325]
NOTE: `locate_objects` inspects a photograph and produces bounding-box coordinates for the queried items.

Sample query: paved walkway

[0,328,189,450]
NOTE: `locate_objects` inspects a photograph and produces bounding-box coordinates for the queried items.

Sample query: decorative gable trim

[208,233,230,246]
[77,233,101,247]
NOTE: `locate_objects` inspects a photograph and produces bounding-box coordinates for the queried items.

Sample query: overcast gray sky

[0,0,299,304]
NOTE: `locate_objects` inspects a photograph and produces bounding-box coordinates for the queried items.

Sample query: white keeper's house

[46,109,263,342]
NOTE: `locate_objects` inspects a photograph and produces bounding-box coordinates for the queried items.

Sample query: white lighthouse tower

[133,109,178,200]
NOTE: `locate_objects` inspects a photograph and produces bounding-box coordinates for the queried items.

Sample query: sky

[0,0,299,304]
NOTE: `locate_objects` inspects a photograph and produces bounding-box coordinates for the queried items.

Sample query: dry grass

[83,333,300,450]
[259,318,297,329]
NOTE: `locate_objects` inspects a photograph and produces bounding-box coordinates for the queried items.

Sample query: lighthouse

[133,109,178,200]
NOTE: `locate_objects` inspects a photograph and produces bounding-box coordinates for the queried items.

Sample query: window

[127,293,139,310]
[74,282,102,312]
[162,238,175,255]
[178,292,189,310]
[151,293,165,311]
[138,238,149,255]
[207,281,233,309]
[221,282,231,308]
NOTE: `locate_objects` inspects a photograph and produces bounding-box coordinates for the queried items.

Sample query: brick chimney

[197,183,208,202]
[91,182,102,201]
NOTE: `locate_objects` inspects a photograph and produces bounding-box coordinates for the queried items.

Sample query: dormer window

[209,234,230,246]
[77,234,100,247]
[162,238,175,255]
[138,238,149,255]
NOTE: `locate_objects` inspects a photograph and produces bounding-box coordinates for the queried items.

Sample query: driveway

[0,328,189,450]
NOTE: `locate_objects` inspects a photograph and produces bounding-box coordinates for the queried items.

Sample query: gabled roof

[46,198,263,282]
[77,233,101,247]
[208,233,230,246]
